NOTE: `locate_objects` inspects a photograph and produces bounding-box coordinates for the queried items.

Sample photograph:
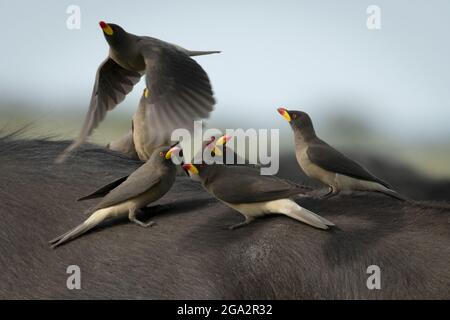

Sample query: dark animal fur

[0,134,449,299]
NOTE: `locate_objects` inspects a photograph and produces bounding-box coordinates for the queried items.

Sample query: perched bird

[194,134,258,167]
[183,136,334,230]
[277,108,406,200]
[49,145,181,248]
[56,21,219,163]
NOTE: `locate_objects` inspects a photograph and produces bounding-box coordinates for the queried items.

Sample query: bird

[103,88,172,162]
[277,108,406,200]
[182,135,334,230]
[106,126,139,159]
[132,88,174,161]
[49,145,181,248]
[56,21,220,163]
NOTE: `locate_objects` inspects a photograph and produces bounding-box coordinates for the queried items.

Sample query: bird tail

[282,200,335,230]
[49,209,110,248]
[188,50,221,56]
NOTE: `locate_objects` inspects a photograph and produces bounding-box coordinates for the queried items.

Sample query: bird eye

[159,151,164,157]
[292,114,298,119]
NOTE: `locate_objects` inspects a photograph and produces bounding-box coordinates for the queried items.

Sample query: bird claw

[133,219,156,228]
[319,187,338,199]
[227,219,253,230]
[143,221,156,228]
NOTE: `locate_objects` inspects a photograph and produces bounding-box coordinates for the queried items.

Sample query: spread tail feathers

[188,50,221,56]
[282,201,334,230]
[49,209,110,248]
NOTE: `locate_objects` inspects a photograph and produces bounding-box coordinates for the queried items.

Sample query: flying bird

[183,135,334,230]
[277,108,406,200]
[49,145,181,248]
[132,88,178,161]
[56,21,219,163]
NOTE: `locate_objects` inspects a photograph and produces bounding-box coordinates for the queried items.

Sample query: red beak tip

[277,107,286,115]
[99,21,107,28]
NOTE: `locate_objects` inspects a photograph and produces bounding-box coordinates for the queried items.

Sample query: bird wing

[92,165,162,210]
[56,57,142,163]
[142,46,215,145]
[77,175,129,201]
[206,166,309,204]
[306,144,390,187]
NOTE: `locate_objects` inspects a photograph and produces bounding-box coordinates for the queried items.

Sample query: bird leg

[320,186,339,199]
[228,216,254,230]
[128,209,155,228]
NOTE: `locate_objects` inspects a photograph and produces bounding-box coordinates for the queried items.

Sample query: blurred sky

[1,0,450,143]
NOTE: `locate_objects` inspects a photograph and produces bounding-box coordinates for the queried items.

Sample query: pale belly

[98,180,169,220]
[132,103,169,161]
[129,185,165,209]
[296,147,385,192]
[296,147,337,187]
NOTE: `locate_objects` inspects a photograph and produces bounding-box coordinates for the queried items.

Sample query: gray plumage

[279,109,406,200]
[56,22,219,163]
[186,162,334,230]
[49,146,178,248]
[202,165,308,203]
[306,144,390,188]
[132,89,172,161]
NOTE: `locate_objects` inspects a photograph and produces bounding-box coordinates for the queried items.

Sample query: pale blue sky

[1,0,450,141]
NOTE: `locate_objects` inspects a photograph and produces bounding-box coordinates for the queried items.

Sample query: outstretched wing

[77,175,129,201]
[142,46,215,145]
[307,144,390,188]
[206,166,309,204]
[56,57,142,163]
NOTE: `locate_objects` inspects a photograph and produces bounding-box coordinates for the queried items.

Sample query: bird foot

[319,187,339,199]
[132,219,156,228]
[227,219,253,230]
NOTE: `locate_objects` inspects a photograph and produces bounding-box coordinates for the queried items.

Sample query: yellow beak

[165,146,181,159]
[216,134,232,146]
[99,21,113,36]
[277,107,291,122]
[209,134,232,156]
[182,163,199,175]
[211,146,222,156]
